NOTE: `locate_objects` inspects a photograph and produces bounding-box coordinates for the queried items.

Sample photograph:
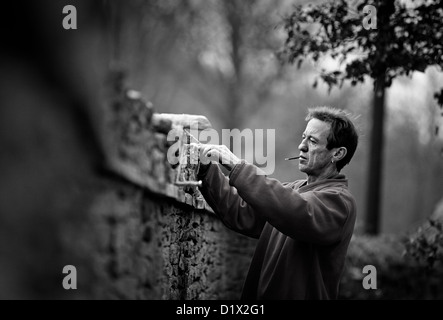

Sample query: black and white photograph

[0,0,442,307]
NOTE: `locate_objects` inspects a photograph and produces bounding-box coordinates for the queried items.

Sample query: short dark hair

[306,106,359,172]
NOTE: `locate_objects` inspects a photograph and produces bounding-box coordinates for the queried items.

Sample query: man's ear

[333,147,347,162]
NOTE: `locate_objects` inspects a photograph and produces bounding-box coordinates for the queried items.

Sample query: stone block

[151,113,212,131]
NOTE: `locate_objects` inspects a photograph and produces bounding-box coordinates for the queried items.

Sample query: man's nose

[298,139,308,152]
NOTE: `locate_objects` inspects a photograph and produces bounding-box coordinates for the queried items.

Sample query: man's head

[298,106,358,178]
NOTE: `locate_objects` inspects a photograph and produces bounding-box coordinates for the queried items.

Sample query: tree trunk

[364,0,395,235]
[224,0,243,131]
[365,75,386,235]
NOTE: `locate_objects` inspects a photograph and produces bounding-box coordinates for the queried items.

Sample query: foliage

[404,218,443,275]
[278,0,443,106]
[340,221,443,299]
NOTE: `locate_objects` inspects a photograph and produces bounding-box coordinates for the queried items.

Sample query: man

[196,106,359,300]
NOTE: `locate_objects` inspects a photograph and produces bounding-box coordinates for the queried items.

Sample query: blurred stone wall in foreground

[0,0,256,300]
[0,70,256,299]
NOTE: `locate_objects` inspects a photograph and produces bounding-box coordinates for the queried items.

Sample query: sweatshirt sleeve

[229,161,353,245]
[197,162,266,239]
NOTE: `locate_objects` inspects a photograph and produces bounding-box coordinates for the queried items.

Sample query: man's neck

[307,169,339,185]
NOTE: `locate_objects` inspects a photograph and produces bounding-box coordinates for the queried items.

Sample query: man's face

[298,118,335,177]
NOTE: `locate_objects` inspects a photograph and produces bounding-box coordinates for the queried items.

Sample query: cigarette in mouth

[285,156,301,161]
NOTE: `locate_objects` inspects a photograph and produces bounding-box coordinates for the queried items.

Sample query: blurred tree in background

[279,0,443,235]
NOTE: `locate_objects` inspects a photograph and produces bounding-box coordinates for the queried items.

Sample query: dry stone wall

[88,87,257,300]
[0,76,256,300]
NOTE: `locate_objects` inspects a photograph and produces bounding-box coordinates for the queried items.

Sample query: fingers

[206,148,221,162]
[198,144,241,170]
[201,145,227,164]
[199,144,217,164]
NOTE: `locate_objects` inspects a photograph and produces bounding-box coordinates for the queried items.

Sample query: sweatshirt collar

[296,174,347,191]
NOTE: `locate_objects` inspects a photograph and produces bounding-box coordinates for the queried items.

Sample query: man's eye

[309,138,317,144]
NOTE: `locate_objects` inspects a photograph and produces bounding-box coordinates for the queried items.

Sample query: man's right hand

[199,144,241,171]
